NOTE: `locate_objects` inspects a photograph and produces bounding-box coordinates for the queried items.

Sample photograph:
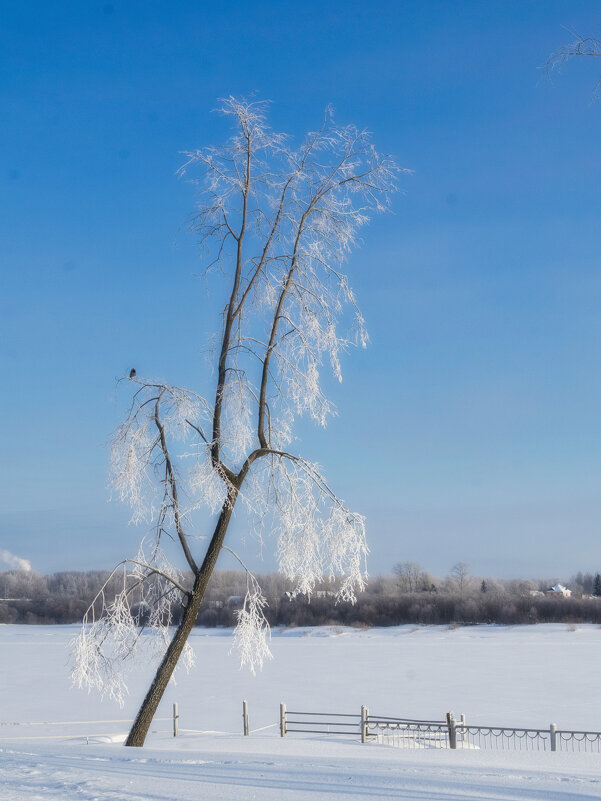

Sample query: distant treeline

[2,565,601,627]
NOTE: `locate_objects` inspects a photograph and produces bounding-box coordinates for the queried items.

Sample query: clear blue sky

[2,0,601,579]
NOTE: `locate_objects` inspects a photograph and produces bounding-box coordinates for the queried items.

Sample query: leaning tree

[72,98,400,747]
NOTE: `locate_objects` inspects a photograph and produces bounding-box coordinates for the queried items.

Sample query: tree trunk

[125,497,236,747]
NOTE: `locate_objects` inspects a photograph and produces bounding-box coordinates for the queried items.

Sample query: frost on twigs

[110,421,154,525]
[71,548,192,707]
[230,571,272,675]
[544,31,601,87]
[182,97,402,453]
[110,382,210,525]
[188,455,236,515]
[262,456,368,603]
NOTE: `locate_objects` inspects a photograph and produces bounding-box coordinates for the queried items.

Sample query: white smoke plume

[0,550,32,572]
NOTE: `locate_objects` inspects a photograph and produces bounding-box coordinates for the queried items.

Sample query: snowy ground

[1,623,601,800]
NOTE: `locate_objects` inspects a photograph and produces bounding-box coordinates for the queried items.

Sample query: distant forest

[2,563,601,627]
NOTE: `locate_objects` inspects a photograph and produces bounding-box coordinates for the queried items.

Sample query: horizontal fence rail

[0,718,140,727]
[0,709,175,742]
[283,706,361,737]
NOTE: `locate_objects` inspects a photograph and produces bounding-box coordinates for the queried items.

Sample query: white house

[546,584,572,598]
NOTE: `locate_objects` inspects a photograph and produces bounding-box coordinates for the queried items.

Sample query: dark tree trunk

[125,496,236,747]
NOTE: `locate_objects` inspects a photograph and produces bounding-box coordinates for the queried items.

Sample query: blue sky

[1,0,601,579]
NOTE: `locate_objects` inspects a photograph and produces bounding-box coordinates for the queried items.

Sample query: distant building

[226,595,243,606]
[546,584,572,598]
[281,589,335,601]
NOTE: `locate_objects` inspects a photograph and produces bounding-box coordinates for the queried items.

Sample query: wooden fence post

[173,703,179,738]
[280,703,287,737]
[550,723,557,752]
[446,712,457,750]
[361,705,369,743]
[243,700,249,736]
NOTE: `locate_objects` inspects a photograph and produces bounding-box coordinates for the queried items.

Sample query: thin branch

[126,560,192,598]
[186,419,209,444]
[154,393,199,574]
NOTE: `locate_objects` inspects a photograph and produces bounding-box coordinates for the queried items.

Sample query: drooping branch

[71,548,192,706]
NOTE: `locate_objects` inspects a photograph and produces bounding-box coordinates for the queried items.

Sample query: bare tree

[71,98,400,747]
[393,561,426,593]
[448,562,472,599]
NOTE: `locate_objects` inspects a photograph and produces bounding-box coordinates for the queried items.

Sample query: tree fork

[125,494,237,747]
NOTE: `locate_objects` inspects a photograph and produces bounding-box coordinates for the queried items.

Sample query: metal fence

[367,717,450,749]
[276,704,601,754]
[456,724,550,751]
[367,713,601,754]
[5,701,600,754]
[555,729,601,753]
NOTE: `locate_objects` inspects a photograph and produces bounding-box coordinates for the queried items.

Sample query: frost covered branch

[544,28,601,94]
[222,546,272,674]
[71,548,193,706]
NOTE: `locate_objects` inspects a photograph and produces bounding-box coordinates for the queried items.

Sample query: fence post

[173,703,179,738]
[550,723,557,752]
[446,712,457,750]
[459,713,466,745]
[361,705,369,743]
[280,703,287,737]
[243,700,249,736]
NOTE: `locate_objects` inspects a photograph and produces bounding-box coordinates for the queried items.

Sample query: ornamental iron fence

[273,703,601,754]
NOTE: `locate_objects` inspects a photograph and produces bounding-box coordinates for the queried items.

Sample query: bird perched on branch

[129,368,136,379]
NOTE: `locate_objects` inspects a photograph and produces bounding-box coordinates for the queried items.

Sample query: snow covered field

[1,623,601,800]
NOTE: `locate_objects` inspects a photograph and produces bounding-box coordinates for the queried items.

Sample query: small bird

[129,368,136,379]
